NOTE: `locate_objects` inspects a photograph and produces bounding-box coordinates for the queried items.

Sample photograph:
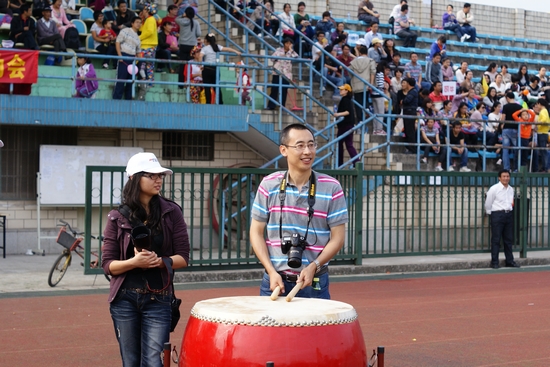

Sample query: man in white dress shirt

[485,169,520,269]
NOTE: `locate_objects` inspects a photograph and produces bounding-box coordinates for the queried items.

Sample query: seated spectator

[438,100,453,137]
[367,38,386,64]
[388,0,407,34]
[357,0,380,25]
[418,87,429,106]
[32,0,50,19]
[468,102,489,148]
[442,4,464,41]
[525,76,543,102]
[420,118,447,171]
[475,74,490,98]
[279,3,296,39]
[464,87,479,113]
[74,54,99,98]
[484,62,498,83]
[294,2,314,40]
[471,102,498,150]
[50,0,75,38]
[460,70,474,91]
[157,21,179,73]
[115,1,137,34]
[451,87,469,113]
[441,57,454,81]
[404,52,422,88]
[483,87,498,110]
[516,64,529,90]
[0,0,13,15]
[90,11,116,69]
[455,61,468,84]
[390,68,403,108]
[60,0,77,19]
[364,23,383,48]
[429,36,446,59]
[512,108,536,169]
[312,31,328,61]
[489,74,509,98]
[536,67,547,86]
[37,7,67,60]
[429,81,448,111]
[425,52,442,87]
[330,22,347,44]
[9,4,39,50]
[176,0,198,16]
[98,19,118,69]
[8,0,24,15]
[388,52,403,77]
[315,45,343,95]
[332,34,347,56]
[162,5,180,34]
[457,2,476,43]
[315,11,336,35]
[417,97,437,127]
[338,44,354,85]
[394,4,417,48]
[446,121,471,172]
[264,0,279,36]
[382,38,398,63]
[500,64,512,84]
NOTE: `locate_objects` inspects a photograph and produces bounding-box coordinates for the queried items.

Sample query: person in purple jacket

[442,4,464,41]
[102,152,190,367]
[73,54,99,98]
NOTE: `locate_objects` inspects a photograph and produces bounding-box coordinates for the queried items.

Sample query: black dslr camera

[131,225,151,252]
[281,233,307,268]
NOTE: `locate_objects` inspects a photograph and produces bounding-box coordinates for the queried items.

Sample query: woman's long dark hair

[185,6,195,31]
[205,33,220,52]
[120,172,162,233]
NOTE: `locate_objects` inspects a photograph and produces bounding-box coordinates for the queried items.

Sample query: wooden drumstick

[270,286,281,300]
[285,282,302,302]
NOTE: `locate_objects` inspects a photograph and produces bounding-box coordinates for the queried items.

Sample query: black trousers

[403,108,417,153]
[490,211,515,265]
[39,34,66,52]
[353,91,369,125]
[203,65,223,104]
[178,44,194,88]
[13,31,39,50]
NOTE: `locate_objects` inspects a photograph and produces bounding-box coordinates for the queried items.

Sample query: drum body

[179,296,366,367]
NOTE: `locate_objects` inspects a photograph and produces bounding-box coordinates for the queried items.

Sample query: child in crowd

[235,61,251,105]
[74,54,98,98]
[98,19,116,49]
[512,108,536,169]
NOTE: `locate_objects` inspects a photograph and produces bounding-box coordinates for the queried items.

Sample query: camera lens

[287,247,303,268]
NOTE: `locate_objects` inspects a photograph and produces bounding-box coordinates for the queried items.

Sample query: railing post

[354,163,363,265]
[519,166,528,258]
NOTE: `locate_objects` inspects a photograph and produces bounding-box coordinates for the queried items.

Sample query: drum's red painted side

[179,316,367,367]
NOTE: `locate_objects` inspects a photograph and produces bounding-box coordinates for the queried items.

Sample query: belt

[493,210,512,213]
[269,266,329,283]
[123,287,172,296]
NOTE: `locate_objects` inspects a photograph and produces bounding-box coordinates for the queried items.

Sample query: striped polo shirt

[251,170,349,274]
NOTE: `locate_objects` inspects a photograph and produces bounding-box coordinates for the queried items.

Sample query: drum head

[190,296,357,327]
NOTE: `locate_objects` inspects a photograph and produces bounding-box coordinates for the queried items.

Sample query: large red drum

[179,296,367,367]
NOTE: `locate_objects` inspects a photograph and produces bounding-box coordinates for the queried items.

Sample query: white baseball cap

[126,152,173,176]
[0,140,3,148]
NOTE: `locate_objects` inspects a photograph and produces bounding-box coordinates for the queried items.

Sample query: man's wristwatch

[313,259,321,274]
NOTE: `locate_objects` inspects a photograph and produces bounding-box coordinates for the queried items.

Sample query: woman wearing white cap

[102,152,190,367]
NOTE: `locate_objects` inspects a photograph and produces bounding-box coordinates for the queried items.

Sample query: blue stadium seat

[85,35,99,53]
[71,19,88,35]
[79,7,94,22]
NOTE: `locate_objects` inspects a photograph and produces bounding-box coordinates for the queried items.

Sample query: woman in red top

[512,108,535,169]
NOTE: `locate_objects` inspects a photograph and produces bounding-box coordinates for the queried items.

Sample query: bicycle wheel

[48,252,71,287]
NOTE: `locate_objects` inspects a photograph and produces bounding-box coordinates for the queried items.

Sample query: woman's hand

[132,249,163,269]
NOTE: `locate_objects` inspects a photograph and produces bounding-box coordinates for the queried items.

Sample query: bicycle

[48,220,111,287]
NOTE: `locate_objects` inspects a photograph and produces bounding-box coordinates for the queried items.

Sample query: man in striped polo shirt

[250,124,348,299]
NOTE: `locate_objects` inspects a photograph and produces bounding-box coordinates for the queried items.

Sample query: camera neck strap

[278,171,316,241]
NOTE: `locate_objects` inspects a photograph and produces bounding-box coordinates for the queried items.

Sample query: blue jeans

[452,147,469,167]
[460,24,476,41]
[260,271,330,299]
[320,68,343,89]
[502,128,518,171]
[110,289,172,367]
[444,24,464,40]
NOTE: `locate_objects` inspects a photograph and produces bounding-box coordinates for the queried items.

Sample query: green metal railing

[83,165,550,275]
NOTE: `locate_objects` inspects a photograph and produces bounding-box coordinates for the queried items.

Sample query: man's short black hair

[498,169,510,178]
[280,123,314,145]
[316,31,324,38]
[117,0,127,6]
[357,45,368,55]
[506,91,515,100]
[131,16,141,24]
[102,18,112,26]
[464,2,471,8]
[20,3,30,13]
[530,75,540,83]
[168,4,178,11]
[393,52,401,57]
[452,121,462,128]
[93,10,103,20]
[401,4,408,12]
[438,35,446,43]
[322,11,330,18]
[403,77,415,87]
[432,52,441,59]
[448,4,453,9]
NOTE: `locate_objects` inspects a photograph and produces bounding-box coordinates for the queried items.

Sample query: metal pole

[163,342,171,367]
[377,346,385,367]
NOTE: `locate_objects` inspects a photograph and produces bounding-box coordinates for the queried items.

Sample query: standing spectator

[318,45,343,94]
[420,119,446,170]
[102,152,190,367]
[441,57,454,81]
[404,52,422,88]
[330,22,347,44]
[98,19,117,67]
[442,4,464,41]
[266,37,297,110]
[501,92,522,171]
[157,21,179,74]
[202,33,241,105]
[113,16,142,100]
[74,54,99,98]
[357,0,380,25]
[349,45,376,124]
[390,67,403,108]
[456,2,476,43]
[512,108,535,169]
[425,52,442,87]
[500,64,512,84]
[485,169,519,269]
[382,39,398,63]
[139,3,159,94]
[534,98,550,172]
[388,0,407,34]
[394,4,417,48]
[9,4,39,50]
[337,44,354,85]
[315,11,335,35]
[399,77,419,153]
[366,38,386,64]
[50,0,75,38]
[176,7,201,87]
[429,36,446,59]
[185,46,204,103]
[115,1,137,33]
[333,84,359,167]
[162,5,180,34]
[364,23,383,48]
[447,121,471,171]
[372,62,390,135]
[37,7,67,60]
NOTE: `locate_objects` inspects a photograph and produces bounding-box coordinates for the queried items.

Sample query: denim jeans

[452,147,469,167]
[502,128,518,171]
[460,24,476,42]
[259,271,330,299]
[110,289,172,367]
[444,24,464,40]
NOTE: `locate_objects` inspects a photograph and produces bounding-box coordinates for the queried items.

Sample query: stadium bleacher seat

[85,34,98,53]
[71,19,88,35]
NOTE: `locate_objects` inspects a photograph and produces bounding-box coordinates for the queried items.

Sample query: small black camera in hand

[131,225,151,252]
[281,233,307,268]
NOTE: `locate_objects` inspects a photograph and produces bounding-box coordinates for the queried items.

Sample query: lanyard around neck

[278,171,316,241]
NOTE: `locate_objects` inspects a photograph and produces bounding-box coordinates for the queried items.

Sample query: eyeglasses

[283,142,318,152]
[143,173,166,180]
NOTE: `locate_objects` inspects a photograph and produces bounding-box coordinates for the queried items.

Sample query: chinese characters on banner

[442,81,456,97]
[0,50,39,84]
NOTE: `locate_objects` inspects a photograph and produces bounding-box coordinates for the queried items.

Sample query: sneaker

[435,166,443,172]
[102,63,109,69]
[496,158,502,165]
[421,157,427,164]
[373,130,387,135]
[460,35,468,42]
[447,166,454,172]
[460,166,472,172]
[464,34,471,40]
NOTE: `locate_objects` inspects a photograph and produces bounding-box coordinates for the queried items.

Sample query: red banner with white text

[0,50,39,84]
